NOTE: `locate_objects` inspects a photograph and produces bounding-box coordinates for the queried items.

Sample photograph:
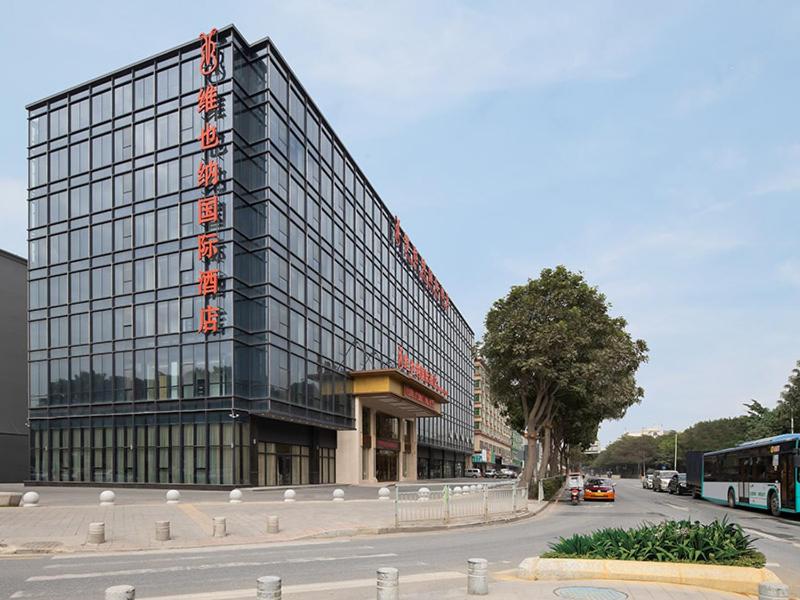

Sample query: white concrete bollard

[88,522,106,544]
[332,488,345,502]
[21,491,39,507]
[417,487,430,502]
[256,575,282,600]
[759,583,790,600]
[165,490,181,504]
[155,520,170,541]
[467,558,489,595]
[105,585,135,599]
[378,487,391,501]
[376,567,399,600]
[212,516,226,538]
[266,515,280,534]
[283,489,296,503]
[453,486,463,496]
[99,490,116,506]
[229,489,243,503]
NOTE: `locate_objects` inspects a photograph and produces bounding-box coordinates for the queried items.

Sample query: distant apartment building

[625,426,664,438]
[472,356,515,472]
[0,250,27,482]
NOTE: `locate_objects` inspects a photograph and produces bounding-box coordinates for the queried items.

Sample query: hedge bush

[542,518,765,567]
[530,475,565,500]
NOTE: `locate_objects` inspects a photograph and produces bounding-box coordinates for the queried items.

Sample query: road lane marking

[27,553,398,582]
[765,562,781,567]
[743,528,785,542]
[44,543,375,569]
[137,571,465,600]
[48,538,353,560]
[665,503,688,512]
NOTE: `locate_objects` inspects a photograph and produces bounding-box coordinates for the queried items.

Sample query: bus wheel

[768,491,780,517]
[727,489,736,509]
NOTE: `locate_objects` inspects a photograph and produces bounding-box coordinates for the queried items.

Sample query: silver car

[653,469,678,492]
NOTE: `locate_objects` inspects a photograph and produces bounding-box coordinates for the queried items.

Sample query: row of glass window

[29,419,248,485]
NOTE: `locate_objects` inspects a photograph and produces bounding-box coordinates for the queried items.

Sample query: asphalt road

[1,478,798,599]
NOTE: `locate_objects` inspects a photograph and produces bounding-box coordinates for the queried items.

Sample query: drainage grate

[554,586,628,600]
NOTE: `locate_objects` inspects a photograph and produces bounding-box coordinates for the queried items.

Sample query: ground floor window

[319,447,336,484]
[256,442,310,486]
[30,418,249,485]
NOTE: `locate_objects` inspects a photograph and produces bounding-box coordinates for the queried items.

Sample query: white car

[465,468,481,478]
[499,468,516,478]
[484,469,498,478]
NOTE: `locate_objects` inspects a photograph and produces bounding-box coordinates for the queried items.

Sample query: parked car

[653,469,678,492]
[584,477,616,501]
[499,468,516,478]
[484,469,497,478]
[667,473,689,495]
[465,468,481,478]
[642,472,654,489]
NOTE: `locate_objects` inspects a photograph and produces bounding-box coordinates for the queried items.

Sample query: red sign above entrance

[396,346,448,399]
[402,385,438,412]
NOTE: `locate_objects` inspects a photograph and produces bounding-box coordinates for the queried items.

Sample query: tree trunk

[538,426,552,481]
[549,432,560,476]
[520,431,538,486]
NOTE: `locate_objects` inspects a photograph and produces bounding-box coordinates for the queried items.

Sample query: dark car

[667,472,689,495]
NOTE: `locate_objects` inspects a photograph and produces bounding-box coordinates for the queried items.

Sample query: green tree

[593,434,658,475]
[482,266,648,485]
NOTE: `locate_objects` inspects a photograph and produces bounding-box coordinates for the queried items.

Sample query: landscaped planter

[516,556,782,595]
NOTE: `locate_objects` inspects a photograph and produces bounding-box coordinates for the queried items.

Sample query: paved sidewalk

[0,486,545,554]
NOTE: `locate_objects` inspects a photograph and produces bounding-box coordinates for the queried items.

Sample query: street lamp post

[673,432,678,471]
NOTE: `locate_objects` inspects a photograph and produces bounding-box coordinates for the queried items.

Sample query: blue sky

[4,2,800,445]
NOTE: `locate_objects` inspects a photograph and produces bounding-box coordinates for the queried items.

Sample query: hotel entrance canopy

[348,369,448,418]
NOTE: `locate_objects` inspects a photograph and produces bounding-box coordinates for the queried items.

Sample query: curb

[516,556,782,596]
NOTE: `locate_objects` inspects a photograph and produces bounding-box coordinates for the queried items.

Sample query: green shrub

[530,475,565,500]
[542,518,765,567]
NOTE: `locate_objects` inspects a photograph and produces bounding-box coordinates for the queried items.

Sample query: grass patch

[542,518,765,568]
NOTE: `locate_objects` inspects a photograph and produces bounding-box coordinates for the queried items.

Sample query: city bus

[702,433,800,516]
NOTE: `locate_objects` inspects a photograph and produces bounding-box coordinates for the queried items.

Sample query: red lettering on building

[403,385,438,412]
[197,27,223,334]
[393,216,450,312]
[198,28,219,76]
[396,345,449,398]
[198,305,220,333]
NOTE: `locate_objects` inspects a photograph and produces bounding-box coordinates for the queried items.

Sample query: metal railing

[394,481,528,526]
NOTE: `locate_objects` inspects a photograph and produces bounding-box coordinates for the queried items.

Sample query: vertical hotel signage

[393,217,450,312]
[197,28,222,334]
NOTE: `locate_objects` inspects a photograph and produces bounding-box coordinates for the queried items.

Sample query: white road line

[665,503,688,512]
[48,538,353,560]
[765,562,781,567]
[44,544,376,569]
[138,571,465,600]
[27,553,398,582]
[743,528,785,543]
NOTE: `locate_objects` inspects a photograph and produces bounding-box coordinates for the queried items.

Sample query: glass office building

[26,25,473,487]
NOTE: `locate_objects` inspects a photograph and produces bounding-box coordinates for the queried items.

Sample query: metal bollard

[88,522,106,544]
[155,520,170,541]
[467,558,489,595]
[266,515,280,534]
[376,567,399,600]
[759,583,790,600]
[212,516,226,538]
[105,585,135,599]
[256,575,282,600]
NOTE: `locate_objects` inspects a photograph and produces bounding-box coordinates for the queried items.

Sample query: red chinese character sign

[393,217,450,312]
[197,28,223,334]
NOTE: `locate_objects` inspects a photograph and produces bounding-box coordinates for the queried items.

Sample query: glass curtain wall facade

[27,25,473,487]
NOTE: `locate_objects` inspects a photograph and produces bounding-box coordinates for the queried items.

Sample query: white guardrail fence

[394,481,528,526]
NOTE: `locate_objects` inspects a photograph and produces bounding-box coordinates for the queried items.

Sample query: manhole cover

[554,586,628,600]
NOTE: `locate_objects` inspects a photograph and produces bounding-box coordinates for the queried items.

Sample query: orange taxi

[583,477,616,501]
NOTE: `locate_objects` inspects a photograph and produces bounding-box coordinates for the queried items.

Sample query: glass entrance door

[376,449,398,482]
